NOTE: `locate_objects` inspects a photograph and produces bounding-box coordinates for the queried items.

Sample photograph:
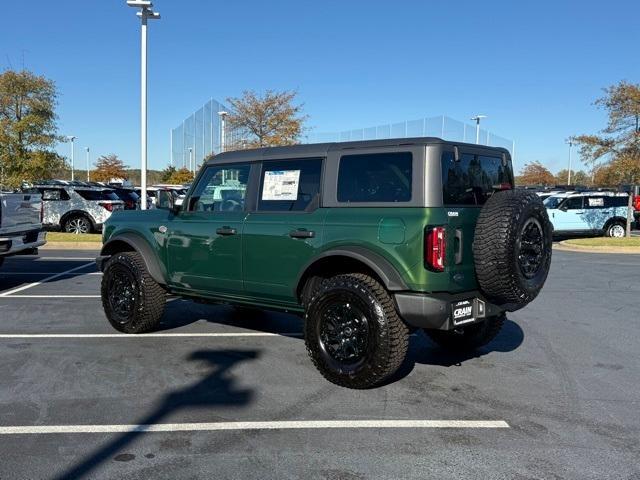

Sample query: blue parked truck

[544,192,630,237]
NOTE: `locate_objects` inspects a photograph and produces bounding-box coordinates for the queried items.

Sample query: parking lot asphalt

[0,249,638,480]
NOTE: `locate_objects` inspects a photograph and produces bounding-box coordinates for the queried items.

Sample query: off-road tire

[64,214,93,234]
[304,273,409,389]
[473,189,552,311]
[101,252,166,333]
[425,314,506,351]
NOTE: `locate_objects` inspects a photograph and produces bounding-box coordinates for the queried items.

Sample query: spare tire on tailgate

[473,189,552,311]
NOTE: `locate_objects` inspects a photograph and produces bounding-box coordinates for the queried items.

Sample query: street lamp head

[470,115,487,121]
[66,135,76,142]
[127,0,152,7]
[218,111,228,117]
[85,147,90,152]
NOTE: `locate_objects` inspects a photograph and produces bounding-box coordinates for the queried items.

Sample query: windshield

[543,196,564,209]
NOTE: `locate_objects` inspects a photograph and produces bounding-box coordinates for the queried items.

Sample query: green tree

[92,154,128,182]
[166,167,194,184]
[0,69,67,188]
[160,165,176,182]
[226,90,308,149]
[572,80,640,184]
[555,169,590,185]
[516,161,556,186]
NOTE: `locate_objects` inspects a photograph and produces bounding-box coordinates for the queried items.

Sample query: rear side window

[76,190,119,201]
[258,158,322,212]
[441,152,513,206]
[584,197,605,208]
[337,152,412,203]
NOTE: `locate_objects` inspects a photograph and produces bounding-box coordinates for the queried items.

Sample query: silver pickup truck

[0,192,46,268]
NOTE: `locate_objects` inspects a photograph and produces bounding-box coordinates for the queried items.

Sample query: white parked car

[34,184,125,233]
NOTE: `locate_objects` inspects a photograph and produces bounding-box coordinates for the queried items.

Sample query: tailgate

[0,193,42,232]
[446,207,480,292]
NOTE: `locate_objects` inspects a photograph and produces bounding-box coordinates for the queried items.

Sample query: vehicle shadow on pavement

[415,318,525,367]
[157,299,303,335]
[53,348,259,480]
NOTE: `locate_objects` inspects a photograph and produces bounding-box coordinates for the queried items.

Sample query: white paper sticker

[588,197,604,207]
[262,170,300,201]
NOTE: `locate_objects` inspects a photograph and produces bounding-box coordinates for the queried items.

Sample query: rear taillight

[99,202,114,212]
[425,226,446,272]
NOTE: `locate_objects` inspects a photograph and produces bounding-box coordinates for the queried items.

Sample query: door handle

[289,229,315,239]
[575,212,584,215]
[216,227,237,236]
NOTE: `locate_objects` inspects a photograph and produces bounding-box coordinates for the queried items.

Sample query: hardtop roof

[206,137,510,165]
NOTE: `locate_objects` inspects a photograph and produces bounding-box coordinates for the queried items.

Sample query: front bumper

[394,291,505,330]
[0,230,46,257]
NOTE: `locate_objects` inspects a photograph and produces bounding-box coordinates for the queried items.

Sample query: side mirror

[156,190,174,210]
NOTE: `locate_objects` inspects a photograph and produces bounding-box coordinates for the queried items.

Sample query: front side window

[337,152,412,203]
[441,152,513,206]
[257,158,322,212]
[562,197,583,210]
[41,189,68,201]
[188,164,251,212]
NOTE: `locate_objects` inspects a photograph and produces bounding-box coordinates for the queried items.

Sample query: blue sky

[2,0,638,174]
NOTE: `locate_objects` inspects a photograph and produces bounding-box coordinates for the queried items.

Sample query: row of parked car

[23,180,189,233]
[524,186,640,238]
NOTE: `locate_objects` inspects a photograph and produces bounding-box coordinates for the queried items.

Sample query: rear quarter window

[76,190,119,201]
[337,152,412,203]
[441,152,513,206]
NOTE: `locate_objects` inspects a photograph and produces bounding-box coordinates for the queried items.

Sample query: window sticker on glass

[588,197,604,207]
[262,170,300,201]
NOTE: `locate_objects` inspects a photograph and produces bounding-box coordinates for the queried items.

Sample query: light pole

[127,0,160,210]
[218,111,228,153]
[85,147,90,182]
[66,136,76,181]
[470,115,487,145]
[566,139,574,185]
[188,147,193,174]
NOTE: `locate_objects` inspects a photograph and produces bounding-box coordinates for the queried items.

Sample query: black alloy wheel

[516,217,546,280]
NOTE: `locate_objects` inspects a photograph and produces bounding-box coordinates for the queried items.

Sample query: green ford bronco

[97,138,552,389]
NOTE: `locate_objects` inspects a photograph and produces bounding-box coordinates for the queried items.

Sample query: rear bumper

[0,230,47,257]
[394,291,505,330]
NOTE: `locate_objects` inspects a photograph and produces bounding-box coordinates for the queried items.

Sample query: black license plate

[452,299,475,326]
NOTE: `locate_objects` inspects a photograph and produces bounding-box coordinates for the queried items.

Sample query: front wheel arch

[100,234,167,287]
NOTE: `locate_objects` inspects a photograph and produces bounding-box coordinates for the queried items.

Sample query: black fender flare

[295,246,409,297]
[98,233,167,286]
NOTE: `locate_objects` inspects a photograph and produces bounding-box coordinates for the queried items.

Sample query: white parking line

[0,262,96,297]
[0,272,101,276]
[0,420,510,435]
[0,295,101,298]
[35,257,97,261]
[0,333,302,338]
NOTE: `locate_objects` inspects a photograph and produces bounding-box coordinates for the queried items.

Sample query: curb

[554,241,640,255]
[41,242,102,251]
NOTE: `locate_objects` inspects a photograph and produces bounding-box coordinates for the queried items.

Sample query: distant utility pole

[67,136,76,181]
[566,139,574,185]
[188,147,193,174]
[85,147,90,181]
[127,0,160,210]
[470,115,486,144]
[218,111,228,153]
